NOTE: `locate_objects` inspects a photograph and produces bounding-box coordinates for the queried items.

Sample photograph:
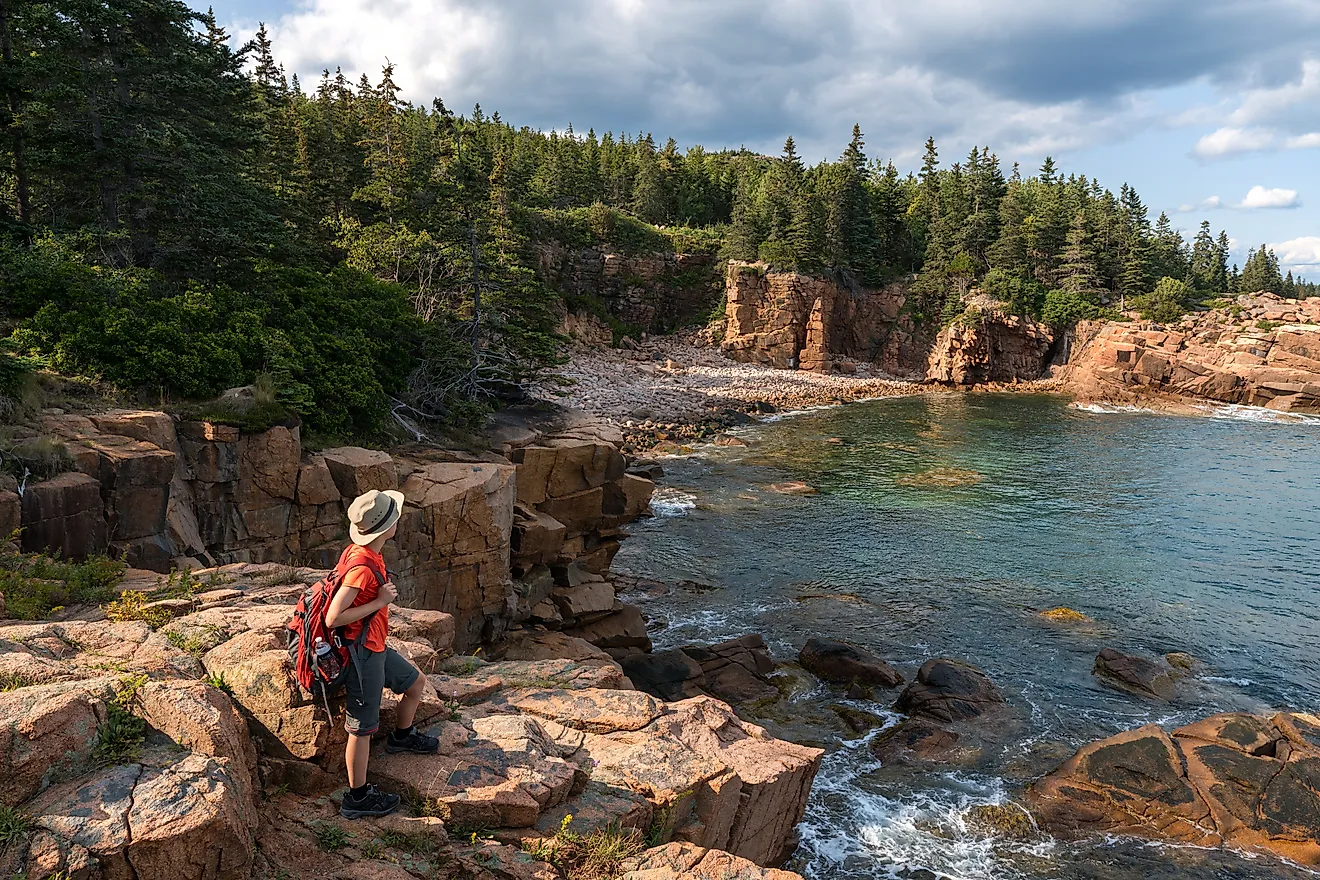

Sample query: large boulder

[798,638,902,689]
[19,752,256,880]
[320,446,396,497]
[1029,712,1320,865]
[0,677,118,807]
[894,658,1004,722]
[927,310,1055,384]
[522,689,823,867]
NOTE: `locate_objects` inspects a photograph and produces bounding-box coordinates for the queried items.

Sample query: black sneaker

[340,784,401,819]
[385,727,440,754]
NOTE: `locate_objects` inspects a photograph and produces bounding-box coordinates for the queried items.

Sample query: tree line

[0,1,1314,435]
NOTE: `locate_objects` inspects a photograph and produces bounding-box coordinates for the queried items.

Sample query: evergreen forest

[0,1,1314,438]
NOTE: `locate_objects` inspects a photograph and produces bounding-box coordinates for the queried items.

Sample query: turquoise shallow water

[614,393,1320,880]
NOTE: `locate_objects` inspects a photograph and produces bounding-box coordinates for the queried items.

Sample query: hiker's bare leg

[396,676,426,729]
[346,733,371,788]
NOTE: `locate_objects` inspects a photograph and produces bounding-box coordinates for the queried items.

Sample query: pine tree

[1189,220,1219,292]
[1056,211,1101,295]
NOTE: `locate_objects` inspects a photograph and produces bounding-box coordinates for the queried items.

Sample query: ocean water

[614,392,1320,880]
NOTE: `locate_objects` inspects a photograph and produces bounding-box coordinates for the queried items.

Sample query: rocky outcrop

[0,676,260,880]
[11,405,653,653]
[722,263,927,376]
[926,310,1057,385]
[1062,293,1320,412]
[1029,712,1320,866]
[0,569,822,880]
[537,245,720,335]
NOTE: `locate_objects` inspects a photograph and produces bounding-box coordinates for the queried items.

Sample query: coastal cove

[616,393,1320,880]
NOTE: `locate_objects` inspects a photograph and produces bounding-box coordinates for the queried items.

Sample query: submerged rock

[1092,647,1178,700]
[871,719,962,765]
[1029,711,1320,865]
[1037,607,1091,624]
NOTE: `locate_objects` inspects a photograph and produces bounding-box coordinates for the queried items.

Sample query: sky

[211,0,1320,278]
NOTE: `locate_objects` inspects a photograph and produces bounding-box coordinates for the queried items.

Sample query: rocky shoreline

[536,338,930,452]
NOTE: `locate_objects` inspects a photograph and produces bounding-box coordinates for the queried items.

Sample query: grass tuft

[523,815,645,880]
[313,822,350,852]
[0,804,33,848]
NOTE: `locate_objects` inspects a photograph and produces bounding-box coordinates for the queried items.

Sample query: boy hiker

[324,488,440,819]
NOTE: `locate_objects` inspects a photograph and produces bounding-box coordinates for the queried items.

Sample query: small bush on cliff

[1042,289,1105,328]
[0,434,75,484]
[982,269,1045,319]
[523,815,645,880]
[105,590,175,629]
[1131,277,1192,323]
[0,550,126,620]
[93,675,148,767]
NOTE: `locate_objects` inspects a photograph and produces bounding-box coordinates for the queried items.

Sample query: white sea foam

[648,487,697,516]
[798,750,1055,880]
[1072,402,1159,415]
[1195,403,1320,425]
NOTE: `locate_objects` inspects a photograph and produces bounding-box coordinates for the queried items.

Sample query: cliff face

[4,407,653,652]
[1062,293,1320,412]
[721,263,928,376]
[537,244,720,335]
[926,311,1057,385]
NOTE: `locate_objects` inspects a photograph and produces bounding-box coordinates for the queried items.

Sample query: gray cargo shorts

[343,646,420,736]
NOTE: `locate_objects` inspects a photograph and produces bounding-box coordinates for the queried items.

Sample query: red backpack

[285,556,384,716]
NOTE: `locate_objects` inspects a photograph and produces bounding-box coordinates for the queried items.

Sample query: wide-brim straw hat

[347,489,405,545]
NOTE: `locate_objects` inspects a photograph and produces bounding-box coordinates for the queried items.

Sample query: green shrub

[0,670,40,691]
[1255,318,1282,332]
[1131,277,1192,323]
[2,238,423,440]
[105,590,174,629]
[515,204,675,256]
[313,822,350,852]
[0,549,126,620]
[1042,289,1105,328]
[982,269,1045,319]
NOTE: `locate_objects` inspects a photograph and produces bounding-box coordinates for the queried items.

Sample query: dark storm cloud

[265,0,1320,161]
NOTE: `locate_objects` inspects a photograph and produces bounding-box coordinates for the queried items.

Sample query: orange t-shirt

[336,544,390,653]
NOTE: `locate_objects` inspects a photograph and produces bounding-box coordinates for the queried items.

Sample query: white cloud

[1269,236,1320,272]
[1176,195,1223,212]
[1238,186,1301,209]
[1285,132,1320,149]
[1193,126,1274,158]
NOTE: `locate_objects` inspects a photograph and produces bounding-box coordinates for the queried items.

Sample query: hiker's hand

[378,581,399,606]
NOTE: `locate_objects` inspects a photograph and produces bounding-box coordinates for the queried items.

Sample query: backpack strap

[333,560,389,648]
